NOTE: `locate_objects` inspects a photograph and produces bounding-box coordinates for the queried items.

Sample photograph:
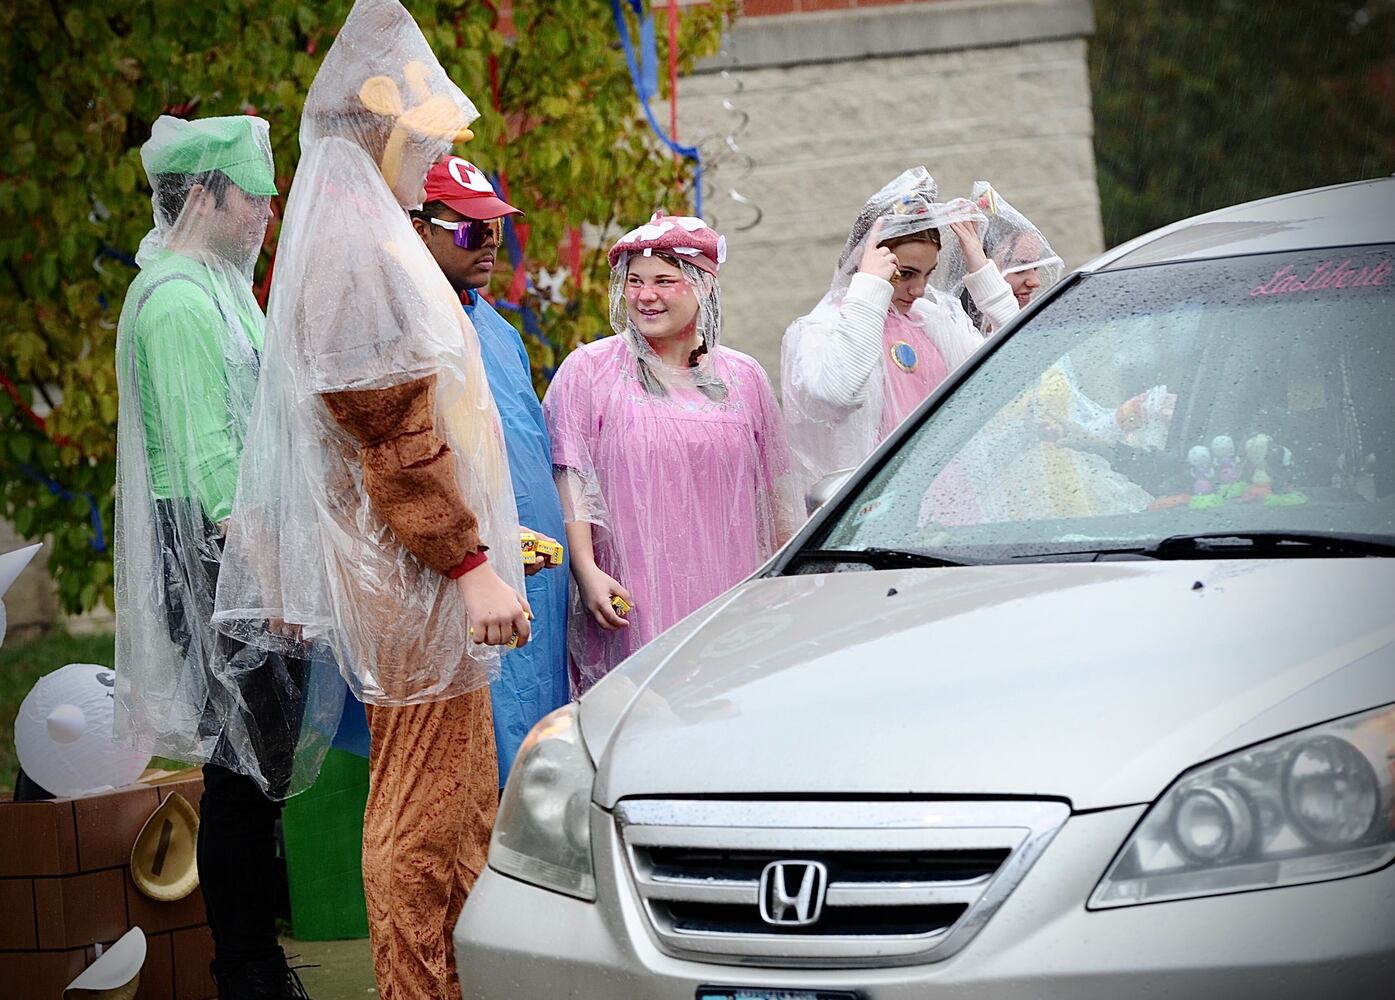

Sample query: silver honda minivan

[456,179,1395,998]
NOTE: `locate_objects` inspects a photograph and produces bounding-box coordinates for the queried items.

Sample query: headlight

[1090,702,1395,908]
[488,704,596,900]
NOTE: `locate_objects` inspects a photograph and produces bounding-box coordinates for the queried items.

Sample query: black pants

[198,762,287,967]
[198,645,308,970]
[155,499,308,968]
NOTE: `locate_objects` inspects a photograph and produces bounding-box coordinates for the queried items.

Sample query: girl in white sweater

[781,167,1020,495]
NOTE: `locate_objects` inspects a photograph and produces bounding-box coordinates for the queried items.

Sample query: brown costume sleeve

[322,376,484,576]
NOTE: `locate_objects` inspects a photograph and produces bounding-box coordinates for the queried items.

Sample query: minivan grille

[644,846,1011,884]
[662,900,967,937]
[615,800,1068,967]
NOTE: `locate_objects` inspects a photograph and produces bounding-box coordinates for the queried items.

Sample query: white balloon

[16,663,148,798]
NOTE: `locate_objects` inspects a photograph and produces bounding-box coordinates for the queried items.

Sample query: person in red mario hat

[409,157,571,799]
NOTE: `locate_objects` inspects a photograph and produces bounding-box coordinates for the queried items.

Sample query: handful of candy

[536,538,563,568]
[611,595,633,618]
[471,607,534,649]
[520,531,564,569]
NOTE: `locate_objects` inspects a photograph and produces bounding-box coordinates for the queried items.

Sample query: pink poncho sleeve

[746,358,801,548]
[542,346,609,528]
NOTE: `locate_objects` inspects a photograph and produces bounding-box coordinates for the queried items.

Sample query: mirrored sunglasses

[429,216,502,250]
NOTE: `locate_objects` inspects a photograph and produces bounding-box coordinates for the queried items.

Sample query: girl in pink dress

[544,213,797,694]
[781,168,1016,497]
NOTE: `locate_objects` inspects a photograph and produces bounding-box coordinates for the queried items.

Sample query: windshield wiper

[791,546,969,569]
[1020,531,1395,561]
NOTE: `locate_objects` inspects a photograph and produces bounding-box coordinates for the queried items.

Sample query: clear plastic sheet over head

[114,115,340,798]
[783,167,987,498]
[830,167,984,291]
[934,181,1065,330]
[608,213,728,398]
[212,0,524,706]
[545,220,797,695]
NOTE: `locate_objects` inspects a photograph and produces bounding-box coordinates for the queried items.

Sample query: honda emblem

[758,860,828,927]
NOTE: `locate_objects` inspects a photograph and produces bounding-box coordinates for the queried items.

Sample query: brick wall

[0,776,216,999]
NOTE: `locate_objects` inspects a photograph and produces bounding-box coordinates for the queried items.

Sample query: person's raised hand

[949,220,989,274]
[858,218,900,283]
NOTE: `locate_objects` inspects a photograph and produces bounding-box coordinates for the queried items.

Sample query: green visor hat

[142,114,278,197]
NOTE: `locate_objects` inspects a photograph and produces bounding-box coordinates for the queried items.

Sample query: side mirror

[805,469,854,516]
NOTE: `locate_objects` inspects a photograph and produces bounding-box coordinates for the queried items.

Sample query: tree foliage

[1091,0,1395,247]
[0,0,732,613]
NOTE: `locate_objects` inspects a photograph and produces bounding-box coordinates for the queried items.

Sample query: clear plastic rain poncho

[212,0,523,706]
[114,115,340,798]
[543,214,797,695]
[781,167,989,497]
[933,181,1065,332]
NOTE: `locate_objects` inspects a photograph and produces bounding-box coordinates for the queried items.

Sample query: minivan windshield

[813,245,1395,565]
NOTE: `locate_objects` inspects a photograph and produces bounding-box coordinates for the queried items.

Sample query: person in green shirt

[113,115,334,1000]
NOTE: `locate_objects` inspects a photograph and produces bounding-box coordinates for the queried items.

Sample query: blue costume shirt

[465,292,571,785]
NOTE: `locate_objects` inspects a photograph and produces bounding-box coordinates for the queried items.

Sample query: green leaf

[114,160,136,194]
[13,505,36,537]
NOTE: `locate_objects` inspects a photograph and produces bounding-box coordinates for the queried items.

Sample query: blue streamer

[8,241,130,555]
[609,0,704,217]
[98,245,139,268]
[19,462,106,553]
[483,185,549,366]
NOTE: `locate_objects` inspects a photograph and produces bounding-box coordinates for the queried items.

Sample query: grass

[0,629,116,795]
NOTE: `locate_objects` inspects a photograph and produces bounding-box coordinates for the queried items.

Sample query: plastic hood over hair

[933,182,1064,306]
[832,167,984,291]
[137,115,276,280]
[212,0,523,706]
[608,251,726,398]
[301,0,477,198]
[114,116,339,798]
[782,168,989,496]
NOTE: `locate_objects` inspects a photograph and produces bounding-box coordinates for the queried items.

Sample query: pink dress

[544,336,795,694]
[878,306,950,439]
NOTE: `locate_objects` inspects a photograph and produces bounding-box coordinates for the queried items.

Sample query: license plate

[697,989,859,1000]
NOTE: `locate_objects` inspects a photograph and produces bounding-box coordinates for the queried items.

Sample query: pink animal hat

[608,211,726,275]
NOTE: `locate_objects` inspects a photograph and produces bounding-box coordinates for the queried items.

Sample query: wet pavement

[283,936,377,998]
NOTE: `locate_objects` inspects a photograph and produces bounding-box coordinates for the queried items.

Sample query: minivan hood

[582,560,1395,810]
